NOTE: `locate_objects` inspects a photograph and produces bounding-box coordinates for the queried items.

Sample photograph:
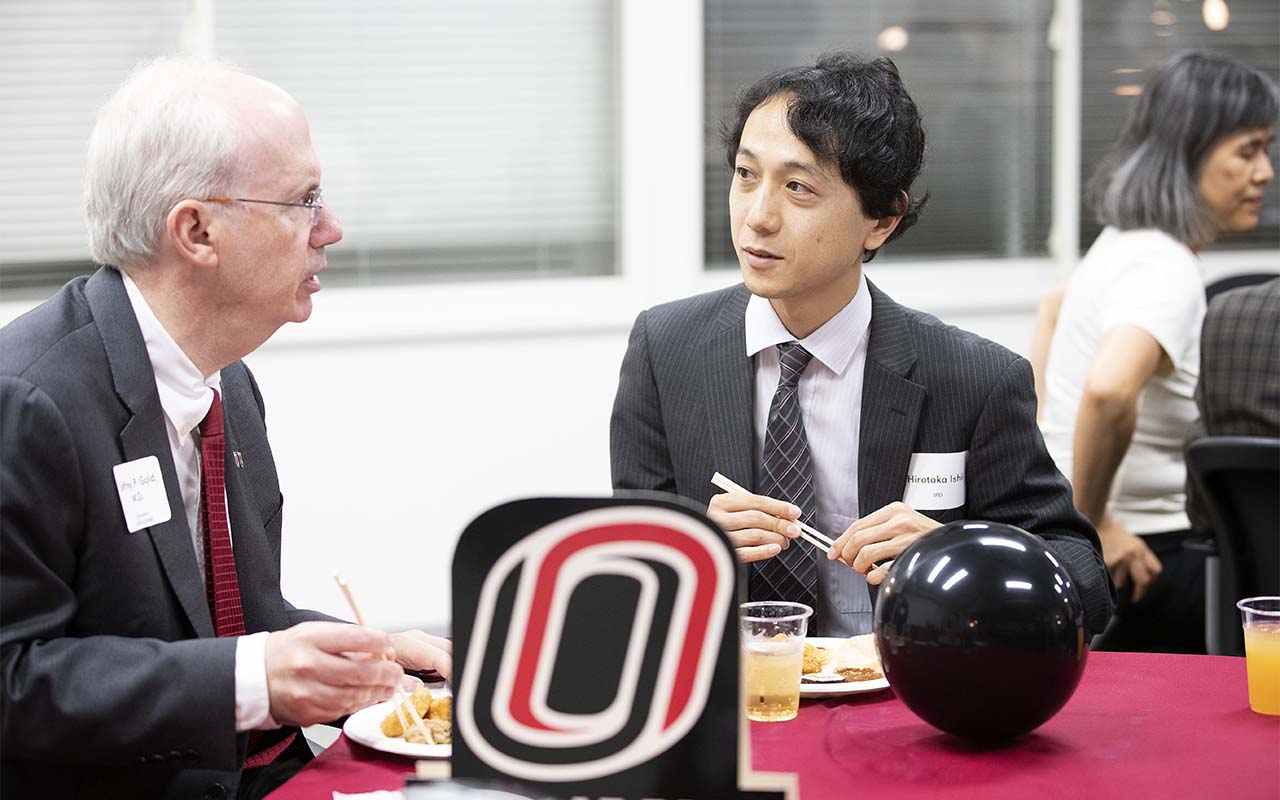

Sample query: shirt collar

[744,270,872,376]
[121,271,221,440]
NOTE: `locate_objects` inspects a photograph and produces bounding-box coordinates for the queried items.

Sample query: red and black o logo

[455,505,736,782]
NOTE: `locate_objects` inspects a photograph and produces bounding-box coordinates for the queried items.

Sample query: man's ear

[862,191,908,253]
[165,200,219,269]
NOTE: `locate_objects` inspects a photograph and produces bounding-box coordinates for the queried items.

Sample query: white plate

[799,637,891,698]
[343,686,452,759]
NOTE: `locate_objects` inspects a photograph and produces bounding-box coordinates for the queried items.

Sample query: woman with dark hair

[1038,50,1278,653]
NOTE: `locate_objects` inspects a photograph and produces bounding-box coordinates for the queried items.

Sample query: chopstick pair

[333,573,432,742]
[710,472,837,555]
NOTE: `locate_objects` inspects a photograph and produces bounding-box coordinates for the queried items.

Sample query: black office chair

[1205,273,1277,303]
[1185,436,1280,656]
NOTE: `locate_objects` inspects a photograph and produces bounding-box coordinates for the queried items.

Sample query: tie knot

[776,342,813,389]
[199,389,224,439]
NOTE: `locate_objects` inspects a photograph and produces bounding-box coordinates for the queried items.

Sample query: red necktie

[199,390,246,638]
[199,390,296,767]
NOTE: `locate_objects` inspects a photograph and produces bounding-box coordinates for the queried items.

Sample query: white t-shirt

[1041,227,1204,535]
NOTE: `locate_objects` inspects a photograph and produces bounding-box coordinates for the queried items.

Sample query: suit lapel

[702,286,756,492]
[858,281,926,517]
[220,404,288,634]
[85,268,214,638]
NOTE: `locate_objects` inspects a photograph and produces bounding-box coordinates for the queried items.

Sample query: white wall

[250,315,630,633]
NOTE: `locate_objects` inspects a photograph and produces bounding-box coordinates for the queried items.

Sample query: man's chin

[740,267,786,299]
[289,297,314,324]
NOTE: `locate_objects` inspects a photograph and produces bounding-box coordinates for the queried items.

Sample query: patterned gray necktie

[751,342,818,612]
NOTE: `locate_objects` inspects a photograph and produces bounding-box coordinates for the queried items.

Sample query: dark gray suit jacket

[1186,277,1280,531]
[610,281,1114,635]
[0,268,331,799]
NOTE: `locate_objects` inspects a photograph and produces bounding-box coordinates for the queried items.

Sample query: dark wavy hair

[1089,50,1280,246]
[721,52,928,262]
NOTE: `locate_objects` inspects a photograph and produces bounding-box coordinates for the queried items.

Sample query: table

[268,651,1280,799]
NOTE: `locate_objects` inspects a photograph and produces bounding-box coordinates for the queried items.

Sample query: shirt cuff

[235,631,281,732]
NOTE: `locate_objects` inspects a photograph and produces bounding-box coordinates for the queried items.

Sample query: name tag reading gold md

[112,455,172,533]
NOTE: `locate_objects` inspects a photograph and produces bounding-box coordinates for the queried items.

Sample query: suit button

[133,755,147,766]
[203,784,227,800]
[147,753,165,764]
[184,748,200,762]
[167,749,182,761]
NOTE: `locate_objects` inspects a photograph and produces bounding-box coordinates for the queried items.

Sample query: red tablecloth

[268,651,1280,799]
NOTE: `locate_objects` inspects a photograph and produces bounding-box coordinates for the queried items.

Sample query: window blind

[0,0,618,294]
[0,1,186,293]
[215,0,617,285]
[704,0,1055,268]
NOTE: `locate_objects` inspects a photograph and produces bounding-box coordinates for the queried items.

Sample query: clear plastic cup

[740,601,813,722]
[1237,597,1280,716]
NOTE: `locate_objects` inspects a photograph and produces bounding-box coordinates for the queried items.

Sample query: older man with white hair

[0,58,450,799]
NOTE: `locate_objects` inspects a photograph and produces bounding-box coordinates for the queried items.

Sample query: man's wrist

[234,631,281,732]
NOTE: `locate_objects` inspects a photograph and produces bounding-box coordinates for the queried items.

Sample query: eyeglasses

[205,189,325,227]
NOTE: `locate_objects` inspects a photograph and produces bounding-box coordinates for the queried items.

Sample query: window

[0,1,187,294]
[0,0,618,294]
[1080,0,1280,251]
[704,0,1056,269]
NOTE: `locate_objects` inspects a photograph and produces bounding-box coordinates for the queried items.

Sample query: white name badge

[901,451,967,510]
[113,455,172,533]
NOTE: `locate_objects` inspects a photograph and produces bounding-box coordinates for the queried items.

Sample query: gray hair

[83,57,248,268]
[1088,50,1280,247]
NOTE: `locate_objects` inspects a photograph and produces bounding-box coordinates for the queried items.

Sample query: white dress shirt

[121,272,276,732]
[745,270,875,635]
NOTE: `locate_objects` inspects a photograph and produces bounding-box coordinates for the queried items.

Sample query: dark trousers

[236,730,315,800]
[1094,530,1206,655]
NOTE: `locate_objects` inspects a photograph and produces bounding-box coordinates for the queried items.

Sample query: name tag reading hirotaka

[113,455,172,533]
[902,451,967,510]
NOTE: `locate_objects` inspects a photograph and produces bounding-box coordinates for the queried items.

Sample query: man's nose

[311,206,343,247]
[745,187,780,234]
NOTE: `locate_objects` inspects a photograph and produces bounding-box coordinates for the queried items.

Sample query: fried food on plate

[802,642,829,674]
[836,666,884,682]
[429,695,451,723]
[379,687,452,744]
[829,634,884,681]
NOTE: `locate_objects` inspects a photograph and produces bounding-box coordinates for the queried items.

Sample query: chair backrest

[1186,436,1280,654]
[1205,273,1278,303]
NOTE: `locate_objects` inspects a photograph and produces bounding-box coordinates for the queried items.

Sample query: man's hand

[1097,515,1162,603]
[390,630,453,683]
[264,622,404,727]
[827,501,940,585]
[707,491,802,563]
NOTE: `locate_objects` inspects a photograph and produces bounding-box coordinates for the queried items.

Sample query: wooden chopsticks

[333,573,431,742]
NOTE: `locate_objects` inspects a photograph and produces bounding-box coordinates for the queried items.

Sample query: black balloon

[873,521,1088,740]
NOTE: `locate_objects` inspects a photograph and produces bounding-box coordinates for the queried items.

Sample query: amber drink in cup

[740,601,812,722]
[1238,597,1280,716]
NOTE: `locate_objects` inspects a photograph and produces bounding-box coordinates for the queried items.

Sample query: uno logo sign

[456,506,736,782]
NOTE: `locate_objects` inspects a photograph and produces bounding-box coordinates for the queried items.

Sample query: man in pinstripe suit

[610,53,1113,637]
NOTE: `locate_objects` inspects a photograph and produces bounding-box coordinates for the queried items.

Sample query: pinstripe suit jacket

[610,280,1114,635]
[1186,277,1280,530]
